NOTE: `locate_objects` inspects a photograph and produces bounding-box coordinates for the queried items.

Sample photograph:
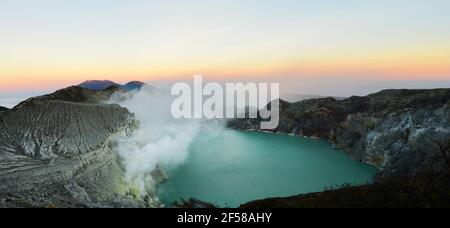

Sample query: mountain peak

[125,81,145,85]
[78,80,146,91]
[123,81,146,91]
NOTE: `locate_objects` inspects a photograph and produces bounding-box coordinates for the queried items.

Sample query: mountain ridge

[228,88,450,180]
[79,80,147,91]
[281,94,346,103]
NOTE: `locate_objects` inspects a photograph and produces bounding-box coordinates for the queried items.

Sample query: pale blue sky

[0,0,449,99]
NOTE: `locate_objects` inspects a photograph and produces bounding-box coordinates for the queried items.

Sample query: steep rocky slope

[0,86,151,208]
[0,106,8,112]
[229,89,450,180]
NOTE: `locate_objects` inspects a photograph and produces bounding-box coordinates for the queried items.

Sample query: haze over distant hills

[0,98,24,109]
[79,80,146,91]
[281,94,346,103]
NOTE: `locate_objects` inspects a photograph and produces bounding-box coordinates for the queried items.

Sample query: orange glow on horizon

[1,44,449,91]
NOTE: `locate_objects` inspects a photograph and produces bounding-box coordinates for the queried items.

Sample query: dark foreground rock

[0,86,149,208]
[229,89,450,181]
[0,106,8,112]
[172,198,217,208]
[240,172,450,208]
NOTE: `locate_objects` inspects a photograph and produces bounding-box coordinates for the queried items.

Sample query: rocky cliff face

[0,86,152,208]
[228,89,450,180]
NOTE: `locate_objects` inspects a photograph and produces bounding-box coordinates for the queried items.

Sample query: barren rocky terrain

[229,89,450,180]
[0,86,156,208]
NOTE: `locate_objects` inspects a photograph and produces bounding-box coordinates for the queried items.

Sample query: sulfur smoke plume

[106,86,202,195]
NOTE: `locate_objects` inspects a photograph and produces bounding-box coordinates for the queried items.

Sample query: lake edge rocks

[228,89,450,181]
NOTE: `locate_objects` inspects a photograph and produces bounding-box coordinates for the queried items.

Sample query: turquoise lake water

[157,130,377,208]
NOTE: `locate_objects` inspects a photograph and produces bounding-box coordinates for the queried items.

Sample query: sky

[0,0,449,99]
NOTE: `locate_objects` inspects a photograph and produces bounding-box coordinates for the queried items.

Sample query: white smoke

[106,86,203,195]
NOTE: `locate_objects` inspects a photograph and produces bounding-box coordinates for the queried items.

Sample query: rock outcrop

[0,86,148,208]
[0,106,8,112]
[228,89,450,180]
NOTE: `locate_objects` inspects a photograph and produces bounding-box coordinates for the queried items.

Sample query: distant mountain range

[78,80,146,91]
[281,94,346,103]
